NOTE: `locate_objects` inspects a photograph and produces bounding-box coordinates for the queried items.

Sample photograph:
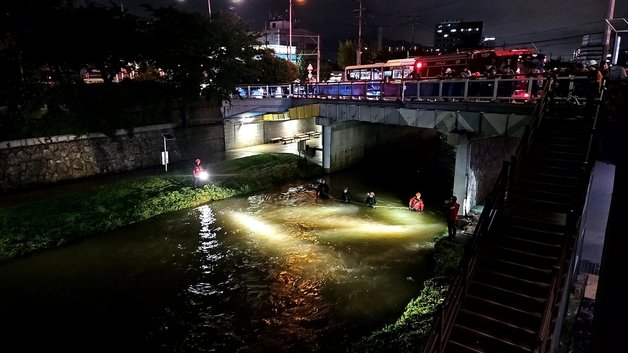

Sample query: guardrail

[233,75,590,103]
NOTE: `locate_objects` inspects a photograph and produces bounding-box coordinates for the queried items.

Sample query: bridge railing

[233,75,590,103]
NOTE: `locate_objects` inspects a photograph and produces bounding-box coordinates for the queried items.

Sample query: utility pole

[407,16,417,58]
[289,0,293,62]
[602,0,616,63]
[354,0,364,65]
[317,35,321,82]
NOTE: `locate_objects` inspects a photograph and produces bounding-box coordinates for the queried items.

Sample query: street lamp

[289,0,292,62]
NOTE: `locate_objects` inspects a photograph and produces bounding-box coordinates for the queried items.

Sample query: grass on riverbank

[350,235,467,353]
[0,153,325,263]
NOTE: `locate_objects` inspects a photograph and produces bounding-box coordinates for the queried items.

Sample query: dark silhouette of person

[444,196,460,239]
[341,187,351,203]
[316,179,330,200]
[365,192,377,208]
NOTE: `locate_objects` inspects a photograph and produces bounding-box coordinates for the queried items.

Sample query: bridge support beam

[449,132,470,216]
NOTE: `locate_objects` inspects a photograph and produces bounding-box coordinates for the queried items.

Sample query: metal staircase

[422,78,598,353]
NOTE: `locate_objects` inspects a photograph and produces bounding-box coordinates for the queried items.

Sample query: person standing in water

[365,192,377,208]
[409,192,424,212]
[444,196,460,239]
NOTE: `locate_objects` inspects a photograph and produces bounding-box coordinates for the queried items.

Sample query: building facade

[434,20,483,53]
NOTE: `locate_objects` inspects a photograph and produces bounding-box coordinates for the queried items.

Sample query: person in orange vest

[192,158,205,188]
[408,192,424,212]
[444,196,461,240]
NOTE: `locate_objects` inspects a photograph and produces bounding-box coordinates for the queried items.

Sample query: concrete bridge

[223,76,590,214]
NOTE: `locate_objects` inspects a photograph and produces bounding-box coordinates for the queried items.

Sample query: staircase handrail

[421,78,556,353]
[534,81,603,353]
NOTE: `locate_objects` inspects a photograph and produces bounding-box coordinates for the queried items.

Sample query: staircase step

[508,194,574,213]
[476,257,554,283]
[511,186,580,206]
[530,145,587,158]
[474,268,551,298]
[495,221,565,244]
[461,295,542,330]
[446,340,485,353]
[456,309,537,347]
[467,281,547,313]
[447,322,535,353]
[489,233,562,257]
[517,172,580,188]
[479,242,560,269]
[531,157,586,170]
[501,206,568,228]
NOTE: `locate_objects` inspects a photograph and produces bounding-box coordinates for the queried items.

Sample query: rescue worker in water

[409,192,424,212]
[316,179,330,200]
[365,192,377,208]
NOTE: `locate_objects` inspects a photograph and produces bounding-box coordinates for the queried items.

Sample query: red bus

[412,48,546,78]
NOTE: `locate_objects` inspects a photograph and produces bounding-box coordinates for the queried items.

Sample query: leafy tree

[146,8,259,103]
[248,49,298,84]
[337,40,356,69]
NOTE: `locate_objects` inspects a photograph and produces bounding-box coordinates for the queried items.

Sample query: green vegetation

[0,153,324,263]
[0,150,467,352]
[351,234,467,353]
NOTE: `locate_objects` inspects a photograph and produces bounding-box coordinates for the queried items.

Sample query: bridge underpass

[222,97,537,215]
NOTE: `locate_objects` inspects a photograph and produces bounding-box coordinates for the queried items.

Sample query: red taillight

[415,61,424,70]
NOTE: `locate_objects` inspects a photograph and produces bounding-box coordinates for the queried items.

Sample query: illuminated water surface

[0,177,446,353]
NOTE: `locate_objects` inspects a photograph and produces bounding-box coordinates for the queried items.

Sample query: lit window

[451,29,457,32]
[444,34,449,37]
[437,29,442,33]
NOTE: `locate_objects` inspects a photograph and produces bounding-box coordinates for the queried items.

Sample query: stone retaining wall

[0,123,225,193]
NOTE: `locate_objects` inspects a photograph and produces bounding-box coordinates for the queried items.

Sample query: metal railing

[233,75,590,104]
[420,76,602,353]
[420,79,555,353]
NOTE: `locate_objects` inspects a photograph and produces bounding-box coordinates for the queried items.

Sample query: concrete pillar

[449,132,469,216]
[322,125,332,170]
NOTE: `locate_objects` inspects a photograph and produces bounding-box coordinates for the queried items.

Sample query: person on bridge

[409,192,425,212]
[444,196,461,240]
[365,192,377,208]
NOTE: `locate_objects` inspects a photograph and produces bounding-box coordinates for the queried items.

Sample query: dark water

[0,138,452,353]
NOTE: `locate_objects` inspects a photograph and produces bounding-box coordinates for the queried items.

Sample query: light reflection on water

[156,184,445,353]
[0,182,446,353]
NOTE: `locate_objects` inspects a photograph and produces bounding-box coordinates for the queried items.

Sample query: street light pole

[602,0,615,62]
[289,0,293,62]
[207,0,212,16]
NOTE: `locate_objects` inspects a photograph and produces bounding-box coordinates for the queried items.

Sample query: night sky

[96,0,628,61]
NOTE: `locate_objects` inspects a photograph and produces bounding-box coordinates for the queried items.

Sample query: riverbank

[0,151,469,353]
[0,153,325,263]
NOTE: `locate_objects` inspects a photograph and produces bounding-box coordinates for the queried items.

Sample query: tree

[248,49,298,84]
[147,8,260,103]
[337,40,356,69]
